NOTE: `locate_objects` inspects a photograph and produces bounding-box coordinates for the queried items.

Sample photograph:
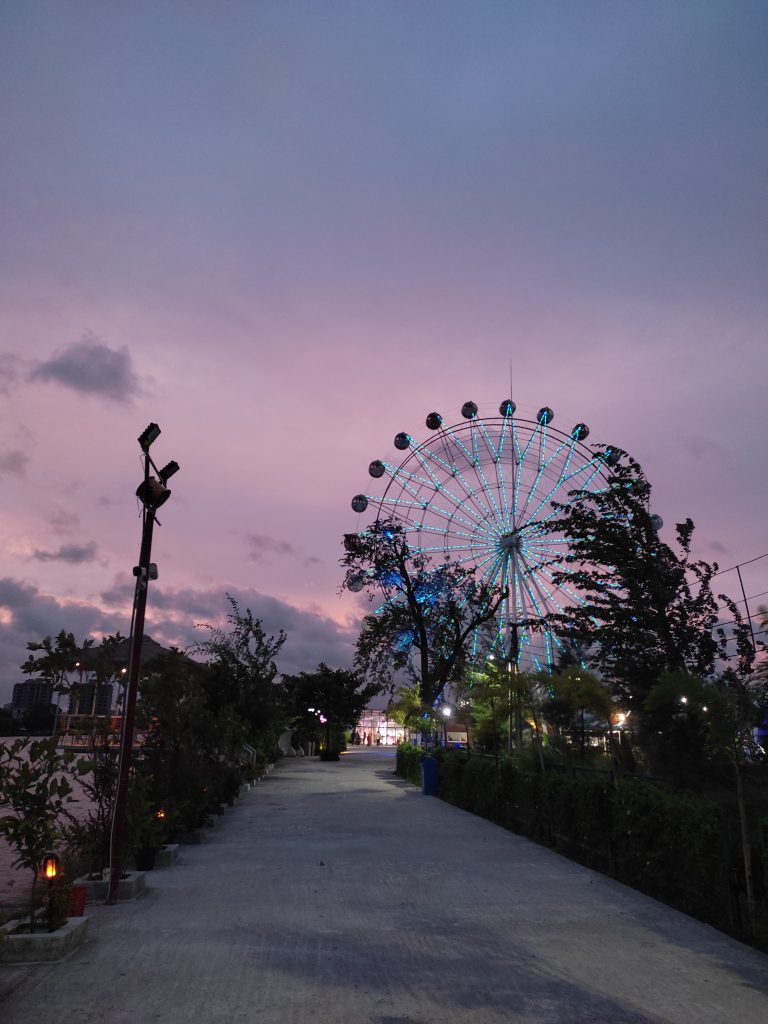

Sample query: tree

[64,740,119,878]
[463,666,510,758]
[134,651,219,835]
[543,666,615,762]
[646,668,768,935]
[281,663,381,753]
[21,631,83,728]
[342,520,507,710]
[195,595,287,754]
[542,449,754,723]
[385,685,427,741]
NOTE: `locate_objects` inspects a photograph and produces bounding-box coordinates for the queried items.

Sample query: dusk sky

[1,2,766,704]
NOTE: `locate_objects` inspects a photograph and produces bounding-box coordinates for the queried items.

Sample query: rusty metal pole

[107,457,157,904]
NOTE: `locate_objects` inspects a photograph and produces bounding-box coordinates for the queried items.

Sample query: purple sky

[1,2,766,703]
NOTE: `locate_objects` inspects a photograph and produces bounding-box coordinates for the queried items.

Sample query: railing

[56,714,145,750]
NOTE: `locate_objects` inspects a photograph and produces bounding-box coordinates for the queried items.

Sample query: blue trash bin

[421,756,439,796]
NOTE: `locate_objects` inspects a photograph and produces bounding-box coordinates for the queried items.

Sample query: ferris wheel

[349,400,614,673]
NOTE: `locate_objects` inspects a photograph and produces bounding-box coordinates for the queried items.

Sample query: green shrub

[611,778,728,924]
[395,743,424,784]
[541,771,613,871]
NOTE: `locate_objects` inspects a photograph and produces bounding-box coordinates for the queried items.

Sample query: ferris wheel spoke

[382,493,494,540]
[385,456,490,529]
[404,445,468,503]
[450,468,499,526]
[494,453,512,533]
[425,503,500,544]
[511,417,548,527]
[523,438,581,523]
[536,459,606,528]
[535,563,587,607]
[442,425,477,468]
[518,423,560,523]
[525,454,605,528]
[469,550,505,577]
[412,441,499,530]
[373,495,430,513]
[519,550,580,619]
[477,418,502,461]
[378,464,439,510]
[401,444,500,535]
[466,422,505,524]
[402,522,482,543]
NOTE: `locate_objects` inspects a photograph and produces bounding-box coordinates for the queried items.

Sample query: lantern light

[42,852,60,880]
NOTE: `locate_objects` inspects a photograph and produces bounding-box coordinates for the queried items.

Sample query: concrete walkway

[2,748,768,1024]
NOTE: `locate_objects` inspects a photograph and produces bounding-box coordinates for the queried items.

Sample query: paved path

[2,748,768,1023]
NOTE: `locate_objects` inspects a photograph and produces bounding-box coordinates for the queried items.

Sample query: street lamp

[107,423,179,904]
[440,703,452,748]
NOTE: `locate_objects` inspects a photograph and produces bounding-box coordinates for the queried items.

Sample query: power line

[712,551,768,578]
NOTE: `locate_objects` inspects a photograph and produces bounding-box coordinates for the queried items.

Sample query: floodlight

[159,460,180,485]
[138,423,161,451]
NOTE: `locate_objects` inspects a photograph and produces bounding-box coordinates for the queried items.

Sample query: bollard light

[42,852,60,880]
[41,853,61,932]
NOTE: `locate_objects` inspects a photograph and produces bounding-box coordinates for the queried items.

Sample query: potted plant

[0,739,90,961]
[127,773,169,871]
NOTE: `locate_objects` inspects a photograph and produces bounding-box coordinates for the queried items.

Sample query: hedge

[395,746,755,943]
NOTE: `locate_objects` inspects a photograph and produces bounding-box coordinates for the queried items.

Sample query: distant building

[68,680,114,716]
[11,679,55,719]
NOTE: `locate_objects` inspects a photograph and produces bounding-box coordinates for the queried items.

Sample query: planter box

[238,783,251,798]
[154,843,179,867]
[0,916,89,963]
[73,870,147,902]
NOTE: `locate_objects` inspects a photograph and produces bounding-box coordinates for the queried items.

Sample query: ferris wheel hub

[499,531,523,555]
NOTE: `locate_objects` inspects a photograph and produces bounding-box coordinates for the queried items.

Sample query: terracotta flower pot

[69,885,87,917]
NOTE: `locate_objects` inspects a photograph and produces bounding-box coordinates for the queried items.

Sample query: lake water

[0,736,95,918]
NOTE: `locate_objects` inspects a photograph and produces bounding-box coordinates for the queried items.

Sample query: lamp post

[440,703,452,747]
[107,424,179,904]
